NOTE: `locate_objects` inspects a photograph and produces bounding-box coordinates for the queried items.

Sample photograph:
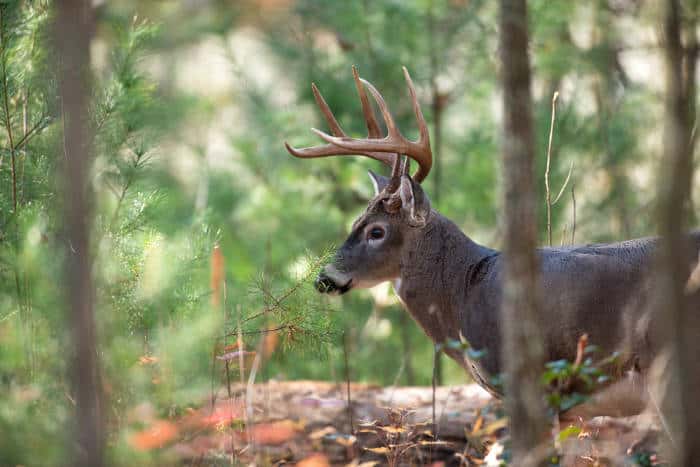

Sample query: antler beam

[285,67,432,184]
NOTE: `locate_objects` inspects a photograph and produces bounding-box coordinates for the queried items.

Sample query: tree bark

[657,1,698,465]
[498,1,548,465]
[54,2,103,466]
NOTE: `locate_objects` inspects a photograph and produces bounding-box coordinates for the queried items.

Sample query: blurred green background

[0,0,694,464]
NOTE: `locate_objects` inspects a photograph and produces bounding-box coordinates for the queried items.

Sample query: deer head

[285,67,433,294]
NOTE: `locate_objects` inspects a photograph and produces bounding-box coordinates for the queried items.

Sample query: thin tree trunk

[398,310,415,385]
[428,0,445,386]
[54,2,102,466]
[498,1,548,465]
[682,1,698,224]
[657,1,698,465]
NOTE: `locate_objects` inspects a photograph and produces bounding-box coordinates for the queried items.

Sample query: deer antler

[285,66,432,184]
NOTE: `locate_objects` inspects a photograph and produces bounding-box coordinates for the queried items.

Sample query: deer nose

[315,272,338,294]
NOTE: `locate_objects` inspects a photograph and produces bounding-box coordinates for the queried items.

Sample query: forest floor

[129,381,662,466]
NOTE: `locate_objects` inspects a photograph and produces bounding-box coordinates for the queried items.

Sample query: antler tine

[352,66,382,139]
[360,78,399,137]
[285,80,396,166]
[402,67,430,146]
[387,153,402,188]
[311,68,432,183]
[311,83,345,137]
[285,67,432,183]
[285,140,396,165]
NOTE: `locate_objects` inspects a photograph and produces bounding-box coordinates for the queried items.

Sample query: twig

[0,7,17,212]
[432,344,440,436]
[560,224,568,247]
[570,181,577,245]
[343,331,354,433]
[222,272,235,467]
[236,307,250,452]
[237,253,329,327]
[386,357,406,406]
[552,161,574,205]
[245,338,263,456]
[224,360,234,465]
[545,91,559,246]
[222,324,295,339]
[13,114,50,151]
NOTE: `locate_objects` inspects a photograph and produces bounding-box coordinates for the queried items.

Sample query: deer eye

[367,226,385,240]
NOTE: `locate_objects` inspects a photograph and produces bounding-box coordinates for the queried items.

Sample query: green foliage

[542,345,619,415]
[0,0,682,464]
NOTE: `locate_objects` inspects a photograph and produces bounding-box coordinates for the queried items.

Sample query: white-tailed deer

[285,67,700,411]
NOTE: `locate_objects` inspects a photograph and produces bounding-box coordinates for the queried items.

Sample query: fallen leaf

[297,453,330,467]
[365,447,391,454]
[418,440,451,446]
[474,417,508,436]
[471,415,484,434]
[246,420,301,445]
[130,420,178,451]
[195,401,245,428]
[376,425,406,434]
[346,461,379,467]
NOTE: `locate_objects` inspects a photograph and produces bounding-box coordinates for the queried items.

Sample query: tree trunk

[500,0,547,466]
[657,1,698,465]
[428,0,445,386]
[54,2,103,466]
[498,1,548,465]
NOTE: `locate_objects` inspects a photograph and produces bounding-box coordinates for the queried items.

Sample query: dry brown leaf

[471,415,484,434]
[346,461,379,467]
[376,425,406,434]
[297,453,330,467]
[247,420,301,445]
[417,440,451,446]
[194,401,245,429]
[474,417,508,436]
[365,446,391,454]
[130,420,179,451]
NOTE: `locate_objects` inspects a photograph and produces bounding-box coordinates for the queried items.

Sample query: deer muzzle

[315,265,352,295]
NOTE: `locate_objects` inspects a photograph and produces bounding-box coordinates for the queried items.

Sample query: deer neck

[394,211,495,345]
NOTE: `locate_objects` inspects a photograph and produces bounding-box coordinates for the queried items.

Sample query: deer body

[285,67,700,406]
[393,207,700,396]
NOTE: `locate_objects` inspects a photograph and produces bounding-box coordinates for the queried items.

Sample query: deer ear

[398,175,430,227]
[368,170,392,196]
